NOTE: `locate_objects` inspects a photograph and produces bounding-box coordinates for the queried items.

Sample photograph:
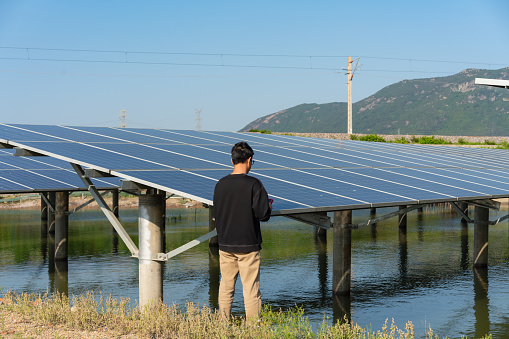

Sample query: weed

[0,291,478,338]
[249,129,272,134]
[350,134,386,142]
[393,137,409,144]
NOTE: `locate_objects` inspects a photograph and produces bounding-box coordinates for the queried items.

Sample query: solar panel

[1,123,509,215]
[0,148,120,193]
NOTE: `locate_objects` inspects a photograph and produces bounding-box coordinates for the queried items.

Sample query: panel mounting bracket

[72,162,139,257]
[284,211,332,229]
[464,199,500,211]
[14,147,47,157]
[353,204,427,229]
[85,168,114,178]
[156,230,217,261]
[121,180,151,191]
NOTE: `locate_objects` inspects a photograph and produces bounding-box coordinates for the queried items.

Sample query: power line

[1,46,507,66]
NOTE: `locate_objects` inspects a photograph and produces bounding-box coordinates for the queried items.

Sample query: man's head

[231,141,254,165]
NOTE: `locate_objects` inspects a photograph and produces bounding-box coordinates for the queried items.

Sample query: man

[213,141,272,320]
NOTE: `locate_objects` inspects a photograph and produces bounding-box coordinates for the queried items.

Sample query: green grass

[249,129,272,134]
[349,134,508,148]
[0,291,491,338]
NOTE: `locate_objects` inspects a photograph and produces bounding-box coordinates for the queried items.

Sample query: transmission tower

[195,108,202,131]
[119,110,126,128]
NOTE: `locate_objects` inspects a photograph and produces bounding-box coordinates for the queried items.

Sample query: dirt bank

[0,195,205,210]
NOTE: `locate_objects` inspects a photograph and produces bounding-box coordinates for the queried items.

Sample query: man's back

[213,173,271,253]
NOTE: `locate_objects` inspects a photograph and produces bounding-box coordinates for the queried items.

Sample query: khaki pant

[218,250,261,319]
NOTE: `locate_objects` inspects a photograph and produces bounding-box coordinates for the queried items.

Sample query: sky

[0,0,508,132]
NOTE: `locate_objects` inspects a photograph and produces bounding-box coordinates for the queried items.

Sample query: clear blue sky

[1,0,508,131]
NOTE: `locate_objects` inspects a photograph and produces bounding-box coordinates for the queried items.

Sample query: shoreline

[0,195,205,210]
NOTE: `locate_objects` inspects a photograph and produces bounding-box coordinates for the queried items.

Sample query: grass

[0,291,491,339]
[349,134,509,148]
[249,129,272,134]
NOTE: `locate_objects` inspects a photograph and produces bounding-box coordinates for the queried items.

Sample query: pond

[1,205,509,338]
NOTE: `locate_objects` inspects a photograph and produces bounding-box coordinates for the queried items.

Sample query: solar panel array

[0,148,120,193]
[1,123,509,215]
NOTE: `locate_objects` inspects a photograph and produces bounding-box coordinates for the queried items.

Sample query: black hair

[231,141,254,165]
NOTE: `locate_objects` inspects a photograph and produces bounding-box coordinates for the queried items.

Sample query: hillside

[240,68,509,136]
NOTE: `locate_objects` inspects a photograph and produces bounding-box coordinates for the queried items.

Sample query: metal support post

[208,206,218,247]
[370,207,376,215]
[316,226,327,238]
[139,192,165,307]
[48,192,56,233]
[41,193,48,221]
[112,189,119,218]
[54,191,69,261]
[398,205,407,229]
[333,210,352,295]
[473,206,489,267]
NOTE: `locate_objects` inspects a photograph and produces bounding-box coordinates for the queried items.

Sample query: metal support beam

[0,142,13,149]
[68,191,108,215]
[451,201,508,225]
[54,191,69,261]
[139,192,165,307]
[454,202,469,223]
[355,204,426,228]
[473,206,489,267]
[158,230,217,261]
[468,199,500,211]
[71,163,138,257]
[208,207,218,247]
[41,192,55,213]
[285,212,332,229]
[333,210,352,295]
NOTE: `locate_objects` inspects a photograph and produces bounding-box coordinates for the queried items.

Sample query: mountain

[240,68,509,136]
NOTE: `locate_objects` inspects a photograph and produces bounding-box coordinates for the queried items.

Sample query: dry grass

[0,291,489,339]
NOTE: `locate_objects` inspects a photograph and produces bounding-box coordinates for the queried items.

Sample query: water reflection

[208,246,220,309]
[473,267,489,338]
[332,293,351,323]
[314,231,328,303]
[398,227,408,279]
[53,261,69,295]
[2,207,509,337]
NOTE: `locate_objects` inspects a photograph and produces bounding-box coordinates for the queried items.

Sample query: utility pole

[195,108,202,131]
[119,110,126,128]
[345,57,361,135]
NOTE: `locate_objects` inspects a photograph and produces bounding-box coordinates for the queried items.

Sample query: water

[1,206,509,338]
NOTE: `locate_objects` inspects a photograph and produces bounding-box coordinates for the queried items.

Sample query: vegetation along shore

[0,291,492,338]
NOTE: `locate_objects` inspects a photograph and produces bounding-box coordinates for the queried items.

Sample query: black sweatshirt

[213,174,271,253]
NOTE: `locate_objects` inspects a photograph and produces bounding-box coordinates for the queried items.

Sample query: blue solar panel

[0,147,119,193]
[2,123,509,214]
